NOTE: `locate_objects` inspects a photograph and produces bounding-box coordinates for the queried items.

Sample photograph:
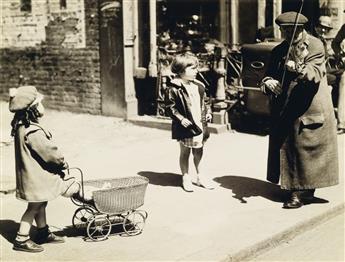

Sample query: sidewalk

[0,101,344,261]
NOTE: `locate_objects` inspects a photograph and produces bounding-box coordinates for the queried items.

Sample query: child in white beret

[9,85,80,253]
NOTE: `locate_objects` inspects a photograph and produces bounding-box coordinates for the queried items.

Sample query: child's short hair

[170,52,199,76]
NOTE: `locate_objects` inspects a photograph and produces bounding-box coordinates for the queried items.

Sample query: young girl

[165,53,217,192]
[9,85,80,252]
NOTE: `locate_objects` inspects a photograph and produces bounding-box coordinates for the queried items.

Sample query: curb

[221,202,345,262]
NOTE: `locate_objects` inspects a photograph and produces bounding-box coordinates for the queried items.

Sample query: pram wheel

[72,207,94,228]
[87,215,112,241]
[137,209,148,220]
[123,210,146,236]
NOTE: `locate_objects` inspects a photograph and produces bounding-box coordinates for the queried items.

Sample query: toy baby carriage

[69,168,149,241]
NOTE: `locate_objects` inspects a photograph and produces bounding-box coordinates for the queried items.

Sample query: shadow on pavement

[56,224,138,241]
[54,226,87,238]
[138,171,181,187]
[303,197,329,205]
[214,176,290,203]
[0,220,19,243]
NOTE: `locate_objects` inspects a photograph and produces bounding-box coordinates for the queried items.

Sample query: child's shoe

[34,226,65,244]
[182,175,194,192]
[196,176,217,190]
[13,239,44,253]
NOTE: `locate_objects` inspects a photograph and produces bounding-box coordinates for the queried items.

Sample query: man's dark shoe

[13,239,44,253]
[35,226,65,244]
[283,192,303,209]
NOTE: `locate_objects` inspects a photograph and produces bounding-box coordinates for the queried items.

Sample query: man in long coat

[261,12,339,209]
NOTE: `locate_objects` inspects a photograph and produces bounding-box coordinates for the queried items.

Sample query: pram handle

[66,167,85,201]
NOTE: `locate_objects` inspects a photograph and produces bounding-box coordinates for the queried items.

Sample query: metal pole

[257,0,266,29]
[219,0,229,43]
[273,0,282,39]
[212,46,228,125]
[230,0,239,48]
[133,0,139,72]
[215,48,227,101]
[122,0,138,118]
[148,0,157,77]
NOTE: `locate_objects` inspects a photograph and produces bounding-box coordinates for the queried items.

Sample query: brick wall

[0,0,102,115]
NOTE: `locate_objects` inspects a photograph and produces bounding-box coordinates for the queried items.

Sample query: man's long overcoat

[264,31,339,190]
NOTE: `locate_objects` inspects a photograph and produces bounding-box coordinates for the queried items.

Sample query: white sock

[15,233,29,242]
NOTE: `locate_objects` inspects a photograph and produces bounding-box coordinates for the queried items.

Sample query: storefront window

[156,0,223,113]
[138,0,150,68]
[157,0,219,54]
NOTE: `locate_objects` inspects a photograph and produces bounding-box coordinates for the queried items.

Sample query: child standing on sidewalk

[165,53,217,192]
[9,86,80,252]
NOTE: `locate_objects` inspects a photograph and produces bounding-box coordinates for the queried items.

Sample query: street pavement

[0,101,344,261]
[252,212,344,261]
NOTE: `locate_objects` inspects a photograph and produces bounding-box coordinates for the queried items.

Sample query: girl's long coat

[14,123,68,202]
[264,32,339,190]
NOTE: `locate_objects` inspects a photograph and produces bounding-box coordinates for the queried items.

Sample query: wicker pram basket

[82,176,149,214]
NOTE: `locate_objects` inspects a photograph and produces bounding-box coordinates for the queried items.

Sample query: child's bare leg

[17,202,43,240]
[179,143,191,175]
[192,147,216,190]
[179,143,193,192]
[192,147,203,174]
[34,202,47,228]
[14,202,44,252]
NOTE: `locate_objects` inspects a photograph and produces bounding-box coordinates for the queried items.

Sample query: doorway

[99,0,125,116]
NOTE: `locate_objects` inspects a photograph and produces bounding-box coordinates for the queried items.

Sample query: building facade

[0,0,344,117]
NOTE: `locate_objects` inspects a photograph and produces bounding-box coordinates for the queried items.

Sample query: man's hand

[181,118,193,128]
[286,60,296,72]
[264,79,282,96]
